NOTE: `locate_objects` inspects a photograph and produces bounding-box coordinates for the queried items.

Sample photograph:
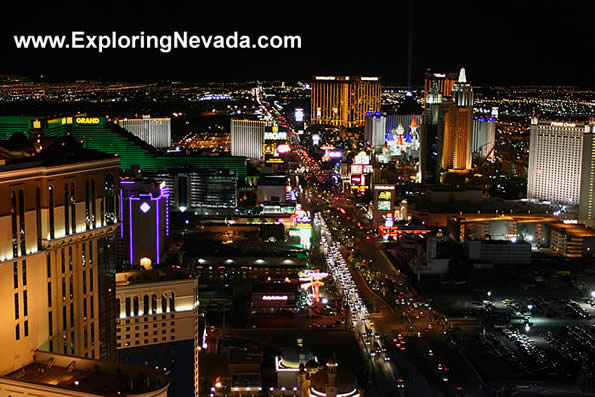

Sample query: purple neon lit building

[119,179,169,267]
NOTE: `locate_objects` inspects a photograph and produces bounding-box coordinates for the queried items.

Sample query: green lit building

[0,115,247,212]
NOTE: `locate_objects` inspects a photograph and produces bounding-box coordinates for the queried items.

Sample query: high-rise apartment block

[311,76,381,128]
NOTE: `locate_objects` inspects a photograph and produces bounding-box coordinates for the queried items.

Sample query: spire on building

[409,116,418,128]
[458,67,467,83]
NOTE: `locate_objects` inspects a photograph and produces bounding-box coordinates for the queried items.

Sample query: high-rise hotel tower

[0,137,120,374]
[527,117,595,206]
[311,76,381,128]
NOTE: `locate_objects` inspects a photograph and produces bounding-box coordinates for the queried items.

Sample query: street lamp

[527,304,533,311]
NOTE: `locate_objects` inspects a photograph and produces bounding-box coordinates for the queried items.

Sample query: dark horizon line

[0,74,592,90]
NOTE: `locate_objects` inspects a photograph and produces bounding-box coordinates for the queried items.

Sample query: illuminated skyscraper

[440,68,474,171]
[423,71,458,103]
[364,112,386,150]
[119,180,169,267]
[230,119,266,160]
[117,115,171,148]
[0,137,121,374]
[472,116,496,159]
[420,82,443,183]
[311,76,381,128]
[579,124,595,227]
[451,68,473,107]
[440,102,473,170]
[527,117,593,205]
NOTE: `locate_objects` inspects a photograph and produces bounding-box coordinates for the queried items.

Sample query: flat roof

[2,351,168,396]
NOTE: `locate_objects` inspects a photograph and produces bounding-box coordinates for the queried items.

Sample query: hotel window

[70,182,76,233]
[48,311,53,336]
[152,294,157,313]
[23,291,28,316]
[61,248,65,273]
[18,190,25,255]
[161,295,167,313]
[83,270,87,294]
[15,324,20,341]
[90,296,94,319]
[63,306,67,330]
[47,254,51,278]
[85,180,90,230]
[11,191,18,257]
[105,175,115,224]
[22,260,27,286]
[69,275,73,299]
[24,320,28,337]
[133,296,139,316]
[13,261,18,288]
[14,293,19,319]
[70,303,74,328]
[89,240,93,264]
[36,187,42,251]
[48,282,52,307]
[68,247,72,271]
[100,199,105,226]
[125,297,131,317]
[169,292,175,311]
[143,295,149,314]
[91,179,96,228]
[82,243,86,267]
[71,331,75,354]
[64,184,70,235]
[83,297,87,318]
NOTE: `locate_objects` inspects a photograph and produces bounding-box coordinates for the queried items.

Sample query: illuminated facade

[420,82,443,183]
[579,128,595,227]
[472,116,496,159]
[117,115,172,149]
[231,119,266,160]
[119,180,169,267]
[115,271,198,395]
[423,71,457,103]
[439,68,474,171]
[311,76,381,128]
[527,117,593,205]
[0,144,120,376]
[156,169,238,214]
[364,112,386,150]
[440,101,473,170]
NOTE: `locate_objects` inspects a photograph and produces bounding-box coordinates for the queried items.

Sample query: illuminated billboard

[378,191,392,200]
[377,200,392,210]
[295,108,304,122]
[264,131,288,140]
[351,164,363,175]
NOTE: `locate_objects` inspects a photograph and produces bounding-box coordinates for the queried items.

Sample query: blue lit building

[119,180,169,268]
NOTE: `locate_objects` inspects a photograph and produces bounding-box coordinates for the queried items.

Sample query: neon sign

[262,295,288,301]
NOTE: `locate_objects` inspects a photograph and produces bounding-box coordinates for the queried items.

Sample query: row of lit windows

[117,293,175,318]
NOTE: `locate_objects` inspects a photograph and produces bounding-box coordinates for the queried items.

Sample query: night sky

[1,0,593,87]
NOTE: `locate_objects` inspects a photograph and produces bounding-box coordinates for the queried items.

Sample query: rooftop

[2,351,168,397]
